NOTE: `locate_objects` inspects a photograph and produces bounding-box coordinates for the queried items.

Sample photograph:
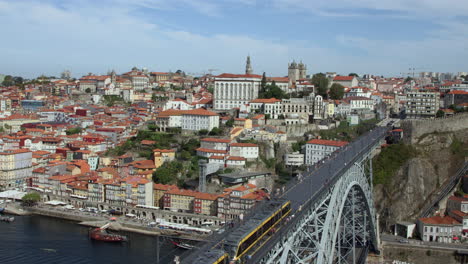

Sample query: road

[247,126,391,262]
[381,233,468,251]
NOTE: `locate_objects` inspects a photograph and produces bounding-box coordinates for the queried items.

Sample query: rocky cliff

[374,115,468,230]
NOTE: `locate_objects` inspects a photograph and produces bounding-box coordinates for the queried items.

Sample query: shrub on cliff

[373,144,418,186]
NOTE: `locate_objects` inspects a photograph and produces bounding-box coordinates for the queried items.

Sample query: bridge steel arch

[261,158,378,264]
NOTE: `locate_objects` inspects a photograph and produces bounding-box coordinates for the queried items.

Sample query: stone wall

[382,245,460,264]
[402,113,468,144]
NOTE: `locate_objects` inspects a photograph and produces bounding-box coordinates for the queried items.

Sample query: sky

[1,0,468,78]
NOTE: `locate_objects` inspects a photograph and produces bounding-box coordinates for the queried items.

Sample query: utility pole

[156,236,160,264]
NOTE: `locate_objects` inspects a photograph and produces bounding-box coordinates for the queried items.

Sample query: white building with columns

[213,73,262,110]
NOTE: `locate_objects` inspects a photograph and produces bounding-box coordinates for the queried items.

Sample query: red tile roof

[334,76,355,81]
[448,90,468,95]
[201,138,231,143]
[153,148,176,153]
[250,98,281,104]
[183,108,219,116]
[267,77,289,82]
[194,192,218,201]
[141,140,156,145]
[215,73,262,79]
[154,183,178,191]
[307,139,348,147]
[419,215,461,225]
[209,155,225,160]
[230,143,258,147]
[448,196,468,202]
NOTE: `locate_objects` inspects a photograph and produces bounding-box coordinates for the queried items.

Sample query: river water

[0,215,185,264]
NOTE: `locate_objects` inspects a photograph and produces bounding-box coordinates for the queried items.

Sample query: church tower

[298,61,307,79]
[110,69,117,84]
[288,60,299,85]
[246,56,253,75]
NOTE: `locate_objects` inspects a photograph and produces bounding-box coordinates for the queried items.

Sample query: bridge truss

[260,156,378,264]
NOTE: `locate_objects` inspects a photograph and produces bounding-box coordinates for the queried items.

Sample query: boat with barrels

[89,223,127,242]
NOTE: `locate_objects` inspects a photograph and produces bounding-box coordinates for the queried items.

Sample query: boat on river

[170,240,195,250]
[0,216,14,223]
[89,223,127,242]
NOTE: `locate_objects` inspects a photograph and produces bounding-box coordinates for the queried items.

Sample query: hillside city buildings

[0,57,467,239]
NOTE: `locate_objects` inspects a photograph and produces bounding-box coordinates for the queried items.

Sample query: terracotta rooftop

[419,215,461,225]
[230,143,258,147]
[306,139,348,147]
[201,138,231,143]
[334,76,355,81]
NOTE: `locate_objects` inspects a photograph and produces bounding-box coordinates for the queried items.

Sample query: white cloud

[269,0,468,18]
[0,0,347,77]
[0,0,467,77]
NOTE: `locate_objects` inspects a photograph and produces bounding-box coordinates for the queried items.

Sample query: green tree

[292,140,306,152]
[436,110,445,118]
[4,124,11,133]
[209,127,223,136]
[65,127,82,135]
[259,81,287,99]
[85,88,91,93]
[329,83,345,100]
[225,119,234,127]
[181,138,200,155]
[152,166,174,184]
[180,150,192,161]
[260,72,267,93]
[22,192,41,206]
[1,75,13,86]
[312,73,329,98]
[152,161,183,184]
[147,123,158,131]
[13,76,24,86]
[198,129,209,136]
[348,73,359,77]
[404,77,413,83]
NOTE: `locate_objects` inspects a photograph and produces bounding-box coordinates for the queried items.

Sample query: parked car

[399,239,409,244]
[109,209,123,215]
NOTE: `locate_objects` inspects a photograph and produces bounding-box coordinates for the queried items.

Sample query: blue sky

[1,0,468,78]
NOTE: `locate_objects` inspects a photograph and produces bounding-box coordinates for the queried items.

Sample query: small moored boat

[0,216,14,223]
[170,240,195,250]
[89,223,127,242]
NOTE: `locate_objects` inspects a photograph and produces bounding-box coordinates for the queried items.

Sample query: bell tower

[246,56,253,75]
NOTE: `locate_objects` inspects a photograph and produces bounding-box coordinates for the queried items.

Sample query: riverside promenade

[5,202,210,242]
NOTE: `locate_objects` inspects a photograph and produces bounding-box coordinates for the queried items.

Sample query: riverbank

[3,203,31,216]
[25,205,209,241]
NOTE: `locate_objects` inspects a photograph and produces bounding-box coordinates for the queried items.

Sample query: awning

[44,200,67,206]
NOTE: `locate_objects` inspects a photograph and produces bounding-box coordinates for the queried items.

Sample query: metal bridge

[184,126,390,264]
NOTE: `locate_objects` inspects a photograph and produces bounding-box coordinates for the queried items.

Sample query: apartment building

[405,90,440,118]
[305,139,348,165]
[181,108,220,131]
[0,149,33,190]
